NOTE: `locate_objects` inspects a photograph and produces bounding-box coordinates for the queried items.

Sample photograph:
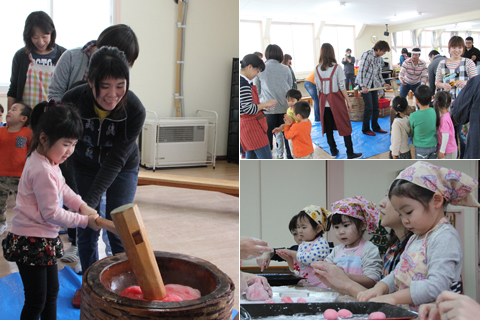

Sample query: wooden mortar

[80,251,234,319]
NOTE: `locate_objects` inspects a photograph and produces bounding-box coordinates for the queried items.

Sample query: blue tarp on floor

[311,116,391,159]
[0,266,239,319]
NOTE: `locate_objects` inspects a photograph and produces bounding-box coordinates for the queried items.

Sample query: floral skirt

[2,232,64,266]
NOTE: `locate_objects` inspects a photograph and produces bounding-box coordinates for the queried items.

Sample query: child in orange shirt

[284,101,314,159]
[0,102,32,235]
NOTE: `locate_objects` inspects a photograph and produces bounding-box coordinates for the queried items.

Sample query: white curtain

[417,31,422,48]
[411,30,417,47]
[451,31,458,37]
[466,31,472,38]
[392,32,397,52]
[432,30,436,49]
[438,34,443,52]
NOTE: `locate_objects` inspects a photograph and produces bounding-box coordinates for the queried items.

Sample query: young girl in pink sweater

[2,101,115,319]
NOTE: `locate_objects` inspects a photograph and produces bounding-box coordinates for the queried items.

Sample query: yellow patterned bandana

[301,205,330,230]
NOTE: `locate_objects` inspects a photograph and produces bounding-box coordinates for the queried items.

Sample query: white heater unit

[141,118,209,169]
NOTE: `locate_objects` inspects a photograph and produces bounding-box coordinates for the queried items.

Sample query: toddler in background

[0,102,32,235]
[283,101,314,159]
[390,96,411,159]
[410,85,439,159]
[277,206,330,286]
[358,161,474,311]
[434,91,457,159]
[323,196,383,289]
[256,214,300,271]
[273,89,302,159]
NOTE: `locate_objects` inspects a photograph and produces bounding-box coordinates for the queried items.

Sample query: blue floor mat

[0,266,82,319]
[0,266,238,319]
[311,116,391,159]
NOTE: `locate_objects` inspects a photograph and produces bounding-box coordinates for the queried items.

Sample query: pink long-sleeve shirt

[11,150,88,239]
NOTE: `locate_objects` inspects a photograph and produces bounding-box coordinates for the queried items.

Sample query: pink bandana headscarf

[330,196,380,233]
[394,161,480,207]
[301,205,330,231]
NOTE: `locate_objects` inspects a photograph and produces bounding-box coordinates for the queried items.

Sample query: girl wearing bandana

[358,161,479,311]
[324,196,383,289]
[276,206,330,287]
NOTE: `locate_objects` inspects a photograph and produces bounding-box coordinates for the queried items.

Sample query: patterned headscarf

[393,161,480,207]
[330,196,380,233]
[301,205,330,230]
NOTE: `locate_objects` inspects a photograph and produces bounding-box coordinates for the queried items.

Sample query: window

[320,25,356,67]
[270,22,315,74]
[0,0,114,93]
[239,20,263,61]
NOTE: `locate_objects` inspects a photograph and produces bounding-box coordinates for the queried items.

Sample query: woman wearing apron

[7,11,66,109]
[435,36,478,159]
[314,43,362,159]
[240,54,276,159]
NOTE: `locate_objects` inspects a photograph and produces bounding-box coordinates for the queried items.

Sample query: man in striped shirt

[399,48,428,98]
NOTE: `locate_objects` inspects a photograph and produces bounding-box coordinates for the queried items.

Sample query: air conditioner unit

[141,118,209,169]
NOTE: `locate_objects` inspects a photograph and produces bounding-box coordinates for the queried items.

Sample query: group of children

[390,85,457,159]
[272,89,314,159]
[256,161,477,311]
[0,100,115,318]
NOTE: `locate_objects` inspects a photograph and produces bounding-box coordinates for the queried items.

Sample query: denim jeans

[361,90,381,133]
[245,144,272,159]
[399,82,421,98]
[76,165,139,273]
[415,146,437,159]
[304,80,320,122]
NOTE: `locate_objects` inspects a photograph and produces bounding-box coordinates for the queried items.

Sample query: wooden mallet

[111,203,166,301]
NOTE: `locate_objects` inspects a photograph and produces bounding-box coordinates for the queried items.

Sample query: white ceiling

[240,0,480,31]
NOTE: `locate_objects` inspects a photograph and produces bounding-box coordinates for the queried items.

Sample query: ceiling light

[389,12,422,21]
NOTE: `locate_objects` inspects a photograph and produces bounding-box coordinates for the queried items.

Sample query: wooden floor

[138,160,239,196]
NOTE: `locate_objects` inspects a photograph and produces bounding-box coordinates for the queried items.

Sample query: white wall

[240,160,327,266]
[355,25,393,67]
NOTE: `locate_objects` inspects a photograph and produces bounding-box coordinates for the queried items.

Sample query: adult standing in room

[61,47,146,274]
[356,40,391,136]
[398,48,428,98]
[342,48,356,91]
[282,54,297,89]
[462,36,480,65]
[8,11,66,110]
[253,44,292,157]
[314,43,362,159]
[304,70,320,122]
[49,24,139,102]
[427,50,446,96]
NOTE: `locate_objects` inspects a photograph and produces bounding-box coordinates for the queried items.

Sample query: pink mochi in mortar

[324,308,338,320]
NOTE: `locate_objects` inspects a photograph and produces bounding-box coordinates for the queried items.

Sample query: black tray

[241,302,417,319]
[261,273,305,286]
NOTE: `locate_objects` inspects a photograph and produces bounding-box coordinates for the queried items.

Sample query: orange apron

[240,84,269,151]
[316,64,352,136]
[22,53,55,107]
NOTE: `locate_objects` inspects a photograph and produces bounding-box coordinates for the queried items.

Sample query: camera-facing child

[276,206,330,287]
[434,91,457,159]
[0,102,32,235]
[323,196,383,289]
[272,89,302,159]
[390,96,412,159]
[284,101,314,159]
[410,85,439,159]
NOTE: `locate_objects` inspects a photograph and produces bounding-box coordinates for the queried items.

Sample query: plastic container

[378,98,390,109]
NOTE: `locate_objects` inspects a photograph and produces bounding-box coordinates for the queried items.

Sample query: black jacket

[62,84,146,208]
[8,45,67,101]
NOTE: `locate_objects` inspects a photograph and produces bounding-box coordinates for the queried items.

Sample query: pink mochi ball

[281,296,293,303]
[296,297,307,303]
[264,299,275,304]
[338,309,353,318]
[324,308,338,320]
[369,311,387,319]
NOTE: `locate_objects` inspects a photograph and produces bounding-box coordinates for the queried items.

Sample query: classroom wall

[240,160,327,267]
[355,25,393,68]
[119,0,239,156]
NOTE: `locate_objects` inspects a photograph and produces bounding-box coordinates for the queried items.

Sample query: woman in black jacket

[62,47,146,273]
[8,11,66,109]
